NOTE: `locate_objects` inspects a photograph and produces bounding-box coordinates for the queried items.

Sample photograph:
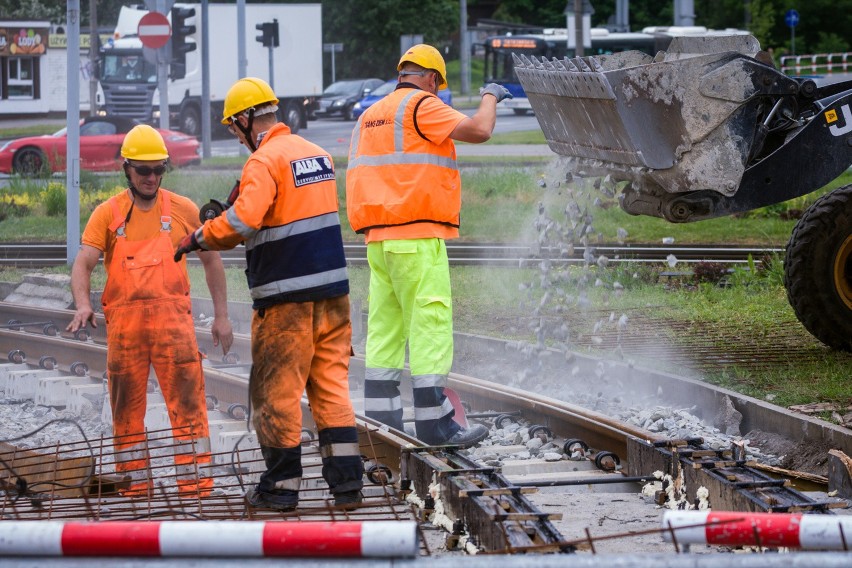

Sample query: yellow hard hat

[221,77,279,124]
[120,124,168,161]
[398,44,447,89]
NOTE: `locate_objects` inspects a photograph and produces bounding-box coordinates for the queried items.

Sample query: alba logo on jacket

[291,155,335,187]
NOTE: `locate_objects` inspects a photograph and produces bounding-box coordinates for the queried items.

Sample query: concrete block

[5,369,64,401]
[0,363,29,394]
[213,430,262,470]
[34,375,99,407]
[69,383,107,415]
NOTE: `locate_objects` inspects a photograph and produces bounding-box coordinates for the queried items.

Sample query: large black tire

[178,104,201,138]
[784,184,852,351]
[12,146,48,177]
[283,101,302,134]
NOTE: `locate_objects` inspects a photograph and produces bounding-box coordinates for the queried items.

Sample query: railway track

[0,242,784,268]
[0,302,849,559]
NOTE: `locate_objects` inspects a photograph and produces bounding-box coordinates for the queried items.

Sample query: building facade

[0,21,98,117]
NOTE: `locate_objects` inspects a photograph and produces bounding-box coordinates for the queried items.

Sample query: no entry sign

[137,12,171,49]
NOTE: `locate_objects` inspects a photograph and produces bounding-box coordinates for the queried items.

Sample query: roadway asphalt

[0,108,555,160]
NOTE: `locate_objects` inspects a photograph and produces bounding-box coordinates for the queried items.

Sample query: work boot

[245,487,298,512]
[443,423,489,448]
[334,490,363,510]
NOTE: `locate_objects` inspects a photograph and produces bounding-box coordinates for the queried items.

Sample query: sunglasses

[129,164,167,176]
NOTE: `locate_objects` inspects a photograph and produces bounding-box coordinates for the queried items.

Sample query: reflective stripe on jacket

[199,123,348,308]
[346,88,461,236]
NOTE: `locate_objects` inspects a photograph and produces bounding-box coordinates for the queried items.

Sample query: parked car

[0,115,201,177]
[351,79,453,120]
[314,78,384,121]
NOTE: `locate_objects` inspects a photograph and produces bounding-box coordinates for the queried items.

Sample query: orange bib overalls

[102,191,212,497]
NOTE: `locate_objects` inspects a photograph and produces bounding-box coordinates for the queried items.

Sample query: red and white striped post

[662,510,851,550]
[0,520,418,557]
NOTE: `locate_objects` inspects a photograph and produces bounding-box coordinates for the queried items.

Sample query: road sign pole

[785,9,799,57]
[156,0,169,129]
[268,45,274,91]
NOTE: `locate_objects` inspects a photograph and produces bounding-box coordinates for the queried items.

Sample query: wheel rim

[15,149,44,176]
[835,233,852,310]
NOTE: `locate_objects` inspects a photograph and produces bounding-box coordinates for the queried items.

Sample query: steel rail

[0,242,785,268]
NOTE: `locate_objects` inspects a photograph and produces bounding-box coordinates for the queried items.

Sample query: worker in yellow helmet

[68,124,233,498]
[175,77,364,511]
[346,44,512,447]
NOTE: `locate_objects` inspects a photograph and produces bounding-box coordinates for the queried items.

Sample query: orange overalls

[102,192,212,497]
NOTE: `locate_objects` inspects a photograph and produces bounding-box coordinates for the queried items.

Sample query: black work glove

[479,83,513,103]
[174,229,201,262]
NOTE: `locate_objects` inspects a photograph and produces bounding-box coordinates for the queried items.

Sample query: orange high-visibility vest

[346,88,461,237]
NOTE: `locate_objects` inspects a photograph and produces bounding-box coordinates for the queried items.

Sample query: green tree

[0,0,123,29]
[321,0,457,83]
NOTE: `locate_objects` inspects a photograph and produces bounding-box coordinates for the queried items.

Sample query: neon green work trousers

[365,238,453,374]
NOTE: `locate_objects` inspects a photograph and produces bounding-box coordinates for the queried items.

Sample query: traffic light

[170,6,197,80]
[255,20,279,48]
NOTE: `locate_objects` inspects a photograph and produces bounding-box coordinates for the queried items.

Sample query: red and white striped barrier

[662,510,852,550]
[0,520,417,557]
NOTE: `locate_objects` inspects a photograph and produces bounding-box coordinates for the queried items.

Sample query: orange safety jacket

[198,123,348,308]
[346,87,461,237]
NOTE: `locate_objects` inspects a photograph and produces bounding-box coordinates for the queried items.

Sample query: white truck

[99,3,323,135]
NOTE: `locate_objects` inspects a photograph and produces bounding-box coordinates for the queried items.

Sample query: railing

[780,52,851,76]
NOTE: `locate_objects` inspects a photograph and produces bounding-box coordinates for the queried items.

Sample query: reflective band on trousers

[365,368,403,382]
[413,396,454,421]
[173,437,211,456]
[319,442,361,458]
[273,477,302,491]
[364,396,402,412]
[413,374,447,388]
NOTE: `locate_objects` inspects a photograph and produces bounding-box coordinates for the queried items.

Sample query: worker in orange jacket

[174,77,364,511]
[346,44,512,447]
[67,125,233,498]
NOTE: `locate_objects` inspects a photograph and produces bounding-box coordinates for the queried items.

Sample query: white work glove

[479,83,513,103]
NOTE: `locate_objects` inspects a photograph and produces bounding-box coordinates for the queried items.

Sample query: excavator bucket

[514,35,826,221]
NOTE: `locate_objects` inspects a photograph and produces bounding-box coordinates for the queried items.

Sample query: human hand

[174,230,201,262]
[211,315,234,356]
[66,306,97,333]
[479,83,513,103]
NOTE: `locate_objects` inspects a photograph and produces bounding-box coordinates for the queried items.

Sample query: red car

[0,115,201,176]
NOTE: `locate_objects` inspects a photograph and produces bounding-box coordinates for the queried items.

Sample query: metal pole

[331,50,336,83]
[268,45,274,90]
[237,0,248,156]
[237,0,247,78]
[201,0,210,157]
[791,27,796,56]
[87,0,98,116]
[574,0,584,57]
[156,0,169,129]
[460,0,470,95]
[66,0,81,265]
